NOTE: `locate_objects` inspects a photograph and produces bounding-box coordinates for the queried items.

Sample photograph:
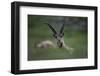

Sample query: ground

[28,22,88,61]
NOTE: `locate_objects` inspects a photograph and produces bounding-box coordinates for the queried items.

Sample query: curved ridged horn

[45,23,57,34]
[60,23,64,34]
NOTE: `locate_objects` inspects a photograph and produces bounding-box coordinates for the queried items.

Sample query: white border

[20,6,95,70]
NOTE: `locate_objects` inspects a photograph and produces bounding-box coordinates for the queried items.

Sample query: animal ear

[60,23,64,34]
[53,34,57,38]
[59,32,64,37]
[62,32,64,37]
[45,23,57,34]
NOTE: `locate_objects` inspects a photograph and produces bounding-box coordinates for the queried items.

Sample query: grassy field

[28,23,88,61]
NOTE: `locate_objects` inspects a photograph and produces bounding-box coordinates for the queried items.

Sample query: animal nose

[57,40,63,48]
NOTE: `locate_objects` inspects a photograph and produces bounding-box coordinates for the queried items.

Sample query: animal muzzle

[57,40,63,48]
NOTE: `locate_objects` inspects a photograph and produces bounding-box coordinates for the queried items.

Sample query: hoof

[69,48,74,54]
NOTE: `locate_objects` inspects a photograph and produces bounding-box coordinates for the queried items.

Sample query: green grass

[28,24,88,61]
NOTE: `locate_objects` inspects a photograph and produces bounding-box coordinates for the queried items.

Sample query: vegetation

[28,15,88,61]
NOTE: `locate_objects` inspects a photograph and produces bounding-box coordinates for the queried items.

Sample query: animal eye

[53,34,57,38]
[59,33,64,37]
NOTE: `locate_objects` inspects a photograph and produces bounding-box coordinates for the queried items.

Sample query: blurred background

[28,15,88,61]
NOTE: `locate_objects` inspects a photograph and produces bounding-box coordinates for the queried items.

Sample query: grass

[28,24,88,61]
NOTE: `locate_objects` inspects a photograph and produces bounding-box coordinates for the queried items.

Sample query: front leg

[61,38,74,54]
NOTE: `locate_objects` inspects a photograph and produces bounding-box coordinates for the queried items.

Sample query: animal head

[45,23,65,47]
